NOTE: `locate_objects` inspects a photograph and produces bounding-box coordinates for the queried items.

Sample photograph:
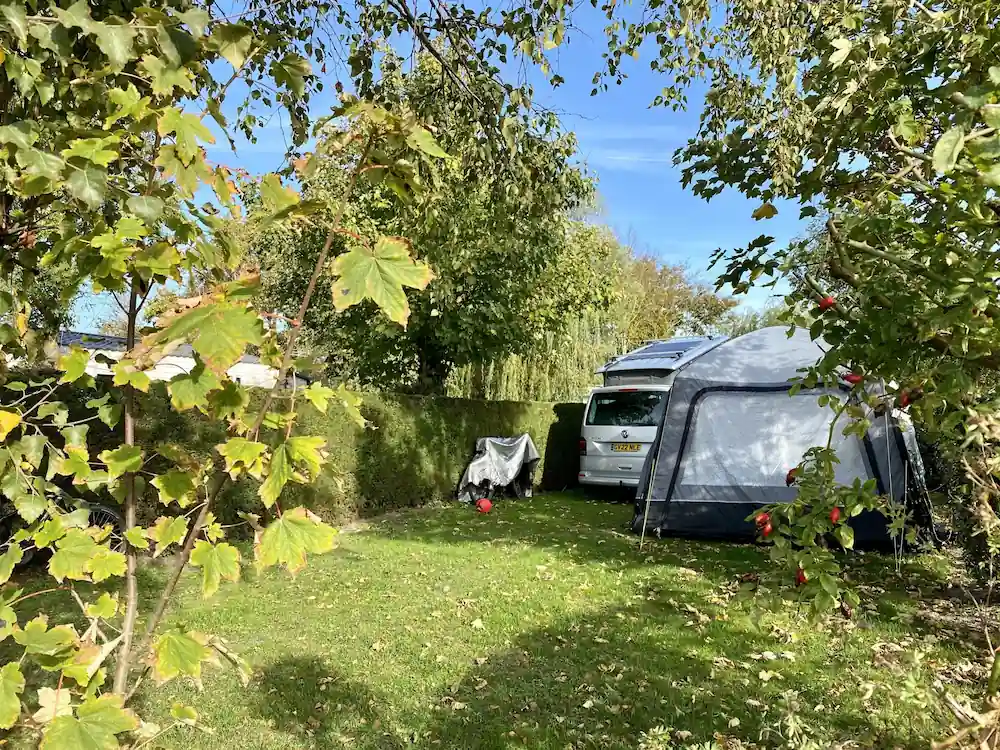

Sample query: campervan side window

[586,391,666,427]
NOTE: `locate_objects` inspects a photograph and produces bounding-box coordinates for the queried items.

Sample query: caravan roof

[597,336,728,386]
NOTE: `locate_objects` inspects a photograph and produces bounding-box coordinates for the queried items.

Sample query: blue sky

[74,11,801,331]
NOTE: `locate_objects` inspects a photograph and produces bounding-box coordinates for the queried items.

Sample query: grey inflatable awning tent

[632,326,928,542]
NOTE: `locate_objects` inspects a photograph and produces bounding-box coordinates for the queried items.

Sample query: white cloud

[571,123,686,142]
[583,147,675,173]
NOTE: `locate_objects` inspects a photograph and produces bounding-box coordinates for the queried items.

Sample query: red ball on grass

[475,498,492,513]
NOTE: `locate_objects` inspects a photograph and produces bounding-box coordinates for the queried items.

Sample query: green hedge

[138,388,584,525]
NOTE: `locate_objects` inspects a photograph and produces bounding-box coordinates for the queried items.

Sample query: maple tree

[0,1,446,744]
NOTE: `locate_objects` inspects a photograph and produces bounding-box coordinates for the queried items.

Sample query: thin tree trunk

[133,136,377,671]
[113,280,140,695]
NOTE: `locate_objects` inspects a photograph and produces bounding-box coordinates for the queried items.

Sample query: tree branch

[132,134,378,670]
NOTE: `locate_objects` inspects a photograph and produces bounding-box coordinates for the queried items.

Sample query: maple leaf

[216,438,267,480]
[98,445,143,481]
[148,516,188,558]
[190,540,241,598]
[255,507,337,574]
[40,695,137,750]
[0,663,24,729]
[150,628,213,683]
[331,236,433,326]
[151,469,197,508]
[137,302,263,375]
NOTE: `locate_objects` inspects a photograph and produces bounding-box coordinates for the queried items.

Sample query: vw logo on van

[621,429,629,439]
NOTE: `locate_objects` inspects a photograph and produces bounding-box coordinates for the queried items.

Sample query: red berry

[785,468,797,486]
[796,568,807,586]
[818,296,836,311]
[755,511,770,527]
[830,506,841,524]
[762,523,773,538]
[844,372,864,386]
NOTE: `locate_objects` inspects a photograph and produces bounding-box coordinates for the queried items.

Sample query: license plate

[611,443,641,453]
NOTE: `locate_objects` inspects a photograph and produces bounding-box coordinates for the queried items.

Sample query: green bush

[137,388,584,525]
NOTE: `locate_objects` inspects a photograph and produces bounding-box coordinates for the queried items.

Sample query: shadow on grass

[382,492,955,594]
[252,601,949,750]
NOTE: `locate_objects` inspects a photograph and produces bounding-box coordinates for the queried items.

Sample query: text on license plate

[611,443,641,453]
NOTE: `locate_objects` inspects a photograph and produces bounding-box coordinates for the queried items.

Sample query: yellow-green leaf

[0,544,23,584]
[167,364,222,411]
[302,382,334,413]
[190,540,240,598]
[0,662,24,729]
[66,166,107,209]
[98,445,143,481]
[124,527,148,550]
[255,507,337,575]
[0,409,20,440]
[216,438,267,480]
[87,548,126,583]
[85,593,118,620]
[829,37,852,68]
[259,174,299,214]
[151,469,197,508]
[932,126,965,175]
[211,23,254,69]
[151,628,213,683]
[331,236,434,326]
[170,702,198,725]
[259,443,292,508]
[157,108,214,162]
[405,126,449,159]
[111,361,150,393]
[40,694,138,750]
[148,516,188,558]
[13,616,76,656]
[138,302,264,375]
[270,53,311,97]
[48,529,99,582]
[58,347,90,383]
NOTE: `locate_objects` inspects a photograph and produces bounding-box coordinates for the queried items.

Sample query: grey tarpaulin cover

[457,434,541,503]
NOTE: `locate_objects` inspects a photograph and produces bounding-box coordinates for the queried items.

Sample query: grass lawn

[8,493,987,748]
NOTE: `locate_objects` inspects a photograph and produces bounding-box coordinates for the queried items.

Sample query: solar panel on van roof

[644,340,700,354]
[597,335,729,378]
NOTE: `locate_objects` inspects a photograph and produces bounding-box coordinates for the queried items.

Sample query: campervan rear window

[586,391,666,427]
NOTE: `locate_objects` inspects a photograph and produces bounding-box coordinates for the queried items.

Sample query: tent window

[677,391,868,487]
[586,391,667,427]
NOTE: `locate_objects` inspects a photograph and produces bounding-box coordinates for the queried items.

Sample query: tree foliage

[249,53,598,391]
[0,0,456,742]
[643,0,999,634]
[448,228,735,401]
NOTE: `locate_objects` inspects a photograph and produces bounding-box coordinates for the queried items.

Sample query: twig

[386,0,483,106]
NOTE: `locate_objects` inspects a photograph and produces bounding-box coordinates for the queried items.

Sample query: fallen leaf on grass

[470,618,485,630]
